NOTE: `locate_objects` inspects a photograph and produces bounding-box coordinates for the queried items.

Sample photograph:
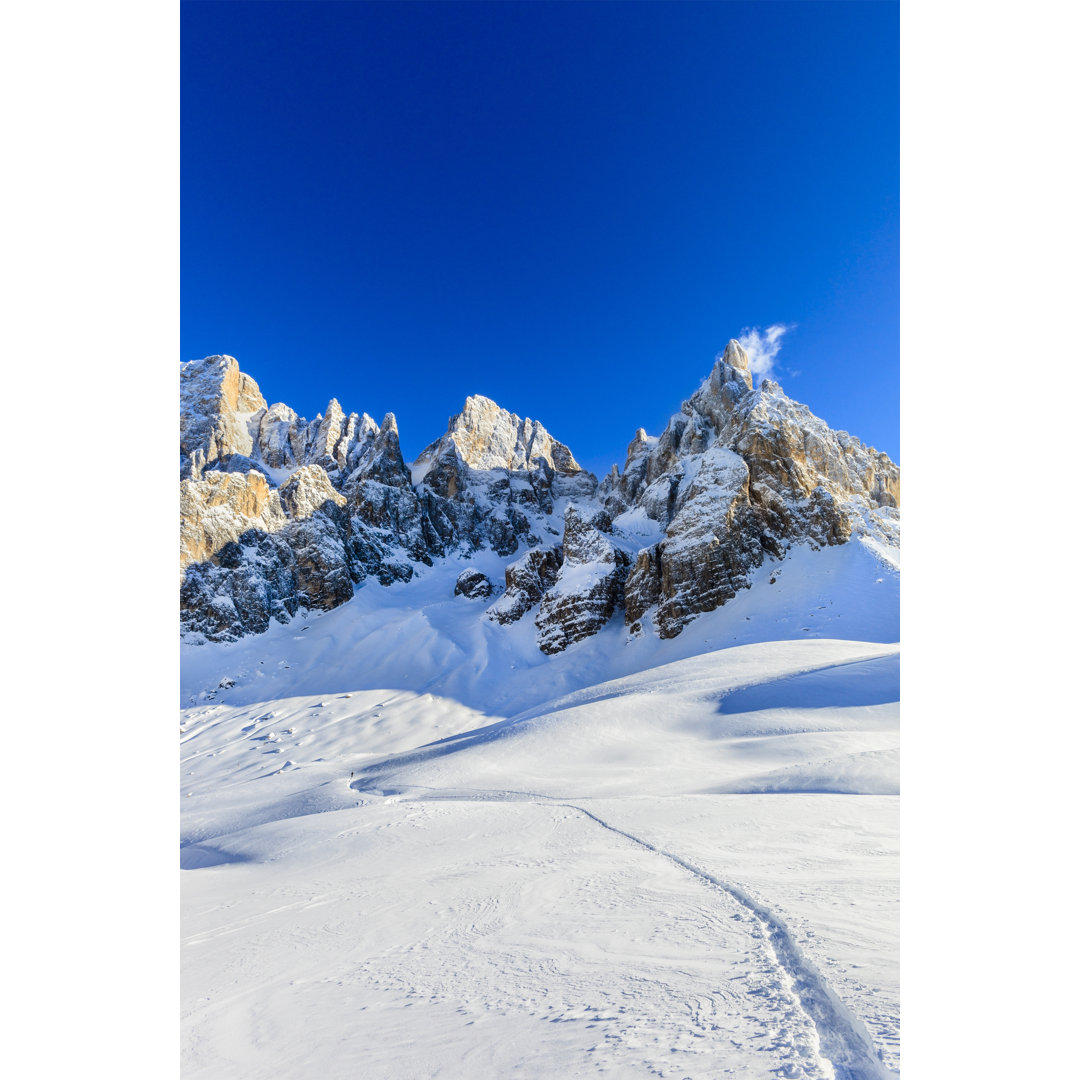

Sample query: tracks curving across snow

[561,802,891,1080]
[388,784,892,1080]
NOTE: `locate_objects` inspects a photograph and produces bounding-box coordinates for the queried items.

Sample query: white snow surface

[181,536,899,1078]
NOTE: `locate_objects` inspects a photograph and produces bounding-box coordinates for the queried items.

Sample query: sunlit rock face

[179,343,898,648]
[179,469,287,572]
[180,355,267,480]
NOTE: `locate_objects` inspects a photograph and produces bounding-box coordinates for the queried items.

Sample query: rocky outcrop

[649,445,757,638]
[179,469,287,571]
[180,530,299,641]
[624,545,662,630]
[454,568,494,599]
[180,343,899,650]
[179,482,354,642]
[486,547,563,625]
[289,501,354,612]
[279,465,347,520]
[535,507,631,654]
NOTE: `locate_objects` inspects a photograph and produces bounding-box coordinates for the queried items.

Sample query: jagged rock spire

[722,338,751,382]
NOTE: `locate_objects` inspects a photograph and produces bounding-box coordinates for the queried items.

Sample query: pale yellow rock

[179,469,286,572]
[426,395,582,474]
[278,465,347,520]
[180,355,268,469]
[309,399,346,463]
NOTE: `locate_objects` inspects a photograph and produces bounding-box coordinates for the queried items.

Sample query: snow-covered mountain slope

[181,527,900,1078]
[181,530,897,717]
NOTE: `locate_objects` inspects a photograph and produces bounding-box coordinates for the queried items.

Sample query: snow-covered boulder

[454,568,494,600]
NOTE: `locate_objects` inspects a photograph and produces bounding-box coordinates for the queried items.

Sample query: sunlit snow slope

[181,537,899,1079]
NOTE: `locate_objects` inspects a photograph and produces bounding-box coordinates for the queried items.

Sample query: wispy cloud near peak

[735,324,794,381]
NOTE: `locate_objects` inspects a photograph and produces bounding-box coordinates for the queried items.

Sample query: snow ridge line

[559,801,891,1080]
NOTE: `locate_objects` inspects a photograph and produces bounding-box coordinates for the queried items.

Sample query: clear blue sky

[182,0,898,473]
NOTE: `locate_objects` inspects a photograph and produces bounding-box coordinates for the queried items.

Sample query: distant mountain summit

[179,343,899,650]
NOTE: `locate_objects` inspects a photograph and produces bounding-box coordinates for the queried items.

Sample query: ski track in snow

[567,805,889,1080]
[387,784,889,1080]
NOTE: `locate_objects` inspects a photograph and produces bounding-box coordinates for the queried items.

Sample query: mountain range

[180,342,899,653]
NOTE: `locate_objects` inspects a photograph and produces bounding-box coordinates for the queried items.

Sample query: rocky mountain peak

[409,393,590,529]
[182,354,267,416]
[180,355,268,477]
[626,428,651,459]
[721,337,751,376]
[340,411,410,493]
[685,340,755,432]
[428,394,582,476]
[306,398,348,469]
[368,413,410,487]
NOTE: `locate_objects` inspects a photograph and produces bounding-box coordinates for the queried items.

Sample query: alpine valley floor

[180,537,900,1079]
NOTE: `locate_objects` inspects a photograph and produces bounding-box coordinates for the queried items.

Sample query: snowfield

[181,537,899,1078]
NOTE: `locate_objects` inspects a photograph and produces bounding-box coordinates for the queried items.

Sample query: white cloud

[735,324,793,381]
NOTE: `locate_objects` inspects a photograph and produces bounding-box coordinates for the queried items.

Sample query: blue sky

[182,0,898,473]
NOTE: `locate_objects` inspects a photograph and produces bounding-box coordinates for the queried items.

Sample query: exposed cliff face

[535,506,630,655]
[179,469,286,572]
[179,344,899,649]
[180,355,267,480]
